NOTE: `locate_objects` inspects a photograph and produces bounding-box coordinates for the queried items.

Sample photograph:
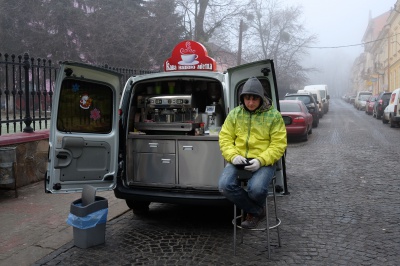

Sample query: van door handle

[182,146,193,150]
[161,159,171,164]
[56,154,68,159]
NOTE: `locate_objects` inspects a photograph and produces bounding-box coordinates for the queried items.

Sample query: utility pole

[237,19,243,66]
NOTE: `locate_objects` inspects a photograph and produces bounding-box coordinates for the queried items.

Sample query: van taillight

[118,109,123,116]
[395,105,398,115]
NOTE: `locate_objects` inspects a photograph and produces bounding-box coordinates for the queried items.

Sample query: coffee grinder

[205,83,222,131]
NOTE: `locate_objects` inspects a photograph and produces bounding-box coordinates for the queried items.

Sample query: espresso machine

[135,94,199,132]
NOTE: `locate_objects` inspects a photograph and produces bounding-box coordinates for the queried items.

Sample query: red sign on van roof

[164,40,217,72]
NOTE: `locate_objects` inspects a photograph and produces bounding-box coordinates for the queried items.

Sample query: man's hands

[232,155,247,165]
[244,159,261,172]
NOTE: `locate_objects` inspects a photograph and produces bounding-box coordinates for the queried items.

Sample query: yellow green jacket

[219,102,287,166]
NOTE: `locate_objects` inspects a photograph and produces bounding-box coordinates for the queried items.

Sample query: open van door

[46,62,122,193]
[227,60,289,194]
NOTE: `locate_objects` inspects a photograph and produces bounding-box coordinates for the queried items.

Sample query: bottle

[199,122,205,135]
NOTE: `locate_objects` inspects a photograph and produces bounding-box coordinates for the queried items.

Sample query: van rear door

[227,60,280,108]
[46,62,122,193]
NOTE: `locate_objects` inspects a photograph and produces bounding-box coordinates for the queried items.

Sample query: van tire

[126,200,150,215]
[382,116,389,124]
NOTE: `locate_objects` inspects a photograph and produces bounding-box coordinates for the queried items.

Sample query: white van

[45,40,288,214]
[297,89,323,118]
[382,88,400,127]
[303,85,330,114]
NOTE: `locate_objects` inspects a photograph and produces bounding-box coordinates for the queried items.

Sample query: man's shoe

[241,212,266,229]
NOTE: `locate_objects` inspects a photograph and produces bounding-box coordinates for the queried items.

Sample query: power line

[302,33,398,49]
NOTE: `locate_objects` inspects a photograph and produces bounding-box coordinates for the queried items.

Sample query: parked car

[298,89,323,118]
[382,88,400,127]
[349,95,356,104]
[284,92,320,127]
[373,91,391,119]
[365,95,378,115]
[354,91,372,110]
[279,100,313,141]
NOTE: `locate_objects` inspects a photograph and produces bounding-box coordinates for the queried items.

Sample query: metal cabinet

[128,139,176,185]
[178,140,224,187]
[127,136,224,188]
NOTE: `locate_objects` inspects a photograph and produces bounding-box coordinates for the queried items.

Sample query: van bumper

[113,183,229,206]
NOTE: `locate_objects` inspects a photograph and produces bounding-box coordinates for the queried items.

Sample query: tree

[241,0,317,93]
[0,0,184,70]
[176,0,246,43]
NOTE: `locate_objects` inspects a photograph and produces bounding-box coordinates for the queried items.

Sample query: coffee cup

[181,54,197,63]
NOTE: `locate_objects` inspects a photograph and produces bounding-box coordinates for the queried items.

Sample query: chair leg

[272,179,281,247]
[233,176,281,258]
[265,197,271,259]
[240,208,244,243]
[233,204,237,256]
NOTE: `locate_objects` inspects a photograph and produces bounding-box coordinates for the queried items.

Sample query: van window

[57,79,113,133]
[319,90,326,98]
[359,94,371,100]
[285,95,311,104]
[280,101,302,112]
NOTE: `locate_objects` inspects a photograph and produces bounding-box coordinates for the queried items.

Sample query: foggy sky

[283,0,394,95]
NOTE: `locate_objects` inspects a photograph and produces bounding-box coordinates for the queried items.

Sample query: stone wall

[0,130,49,188]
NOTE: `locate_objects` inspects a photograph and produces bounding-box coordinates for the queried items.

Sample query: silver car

[354,91,372,110]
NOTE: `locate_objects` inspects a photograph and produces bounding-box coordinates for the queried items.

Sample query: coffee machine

[135,94,199,132]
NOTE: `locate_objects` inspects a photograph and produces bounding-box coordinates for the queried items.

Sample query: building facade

[353,1,400,95]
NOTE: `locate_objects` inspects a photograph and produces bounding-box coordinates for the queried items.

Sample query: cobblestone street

[36,98,400,265]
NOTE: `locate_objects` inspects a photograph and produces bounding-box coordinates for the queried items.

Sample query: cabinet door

[178,140,225,188]
[131,153,176,185]
[132,139,175,153]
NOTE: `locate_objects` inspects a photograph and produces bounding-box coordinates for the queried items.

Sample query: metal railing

[0,52,158,135]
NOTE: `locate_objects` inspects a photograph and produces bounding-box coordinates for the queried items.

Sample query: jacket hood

[240,77,271,111]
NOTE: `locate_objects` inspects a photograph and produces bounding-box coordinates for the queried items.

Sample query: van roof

[304,85,327,90]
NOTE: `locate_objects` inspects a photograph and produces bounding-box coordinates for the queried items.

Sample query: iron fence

[0,52,157,135]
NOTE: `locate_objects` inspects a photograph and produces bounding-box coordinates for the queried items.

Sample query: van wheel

[126,200,150,215]
[382,116,389,124]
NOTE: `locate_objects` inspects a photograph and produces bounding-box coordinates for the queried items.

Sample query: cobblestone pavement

[34,98,400,265]
[0,183,129,266]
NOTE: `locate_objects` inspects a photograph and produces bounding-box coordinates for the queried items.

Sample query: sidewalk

[0,181,130,266]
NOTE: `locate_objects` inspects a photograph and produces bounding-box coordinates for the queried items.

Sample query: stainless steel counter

[128,133,219,141]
